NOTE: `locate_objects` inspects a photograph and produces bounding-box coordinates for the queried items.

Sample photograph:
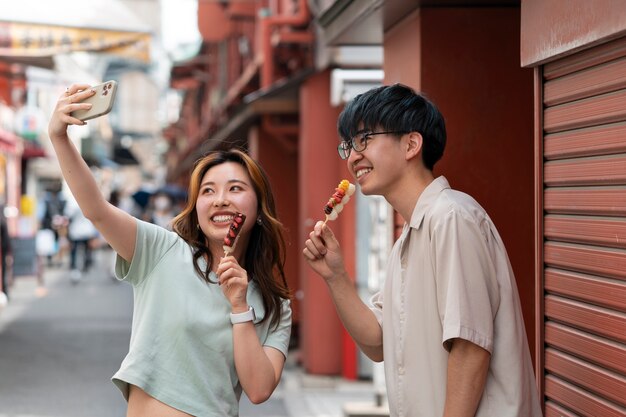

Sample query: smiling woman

[117,149,291,415]
[47,89,292,417]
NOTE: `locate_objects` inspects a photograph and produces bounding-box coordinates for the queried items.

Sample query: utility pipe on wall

[259,0,310,89]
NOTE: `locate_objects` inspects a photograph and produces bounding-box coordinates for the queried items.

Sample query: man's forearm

[443,338,491,417]
[326,272,383,360]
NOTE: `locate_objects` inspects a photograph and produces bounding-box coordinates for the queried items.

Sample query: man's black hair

[337,83,447,171]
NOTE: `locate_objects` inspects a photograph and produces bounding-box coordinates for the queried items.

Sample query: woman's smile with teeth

[356,168,372,179]
[212,214,234,223]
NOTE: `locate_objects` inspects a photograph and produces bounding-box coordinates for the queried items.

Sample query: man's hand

[302,221,347,281]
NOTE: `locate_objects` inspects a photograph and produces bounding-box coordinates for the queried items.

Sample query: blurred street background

[0,1,393,414]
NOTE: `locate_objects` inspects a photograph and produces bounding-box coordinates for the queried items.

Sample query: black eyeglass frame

[337,131,407,160]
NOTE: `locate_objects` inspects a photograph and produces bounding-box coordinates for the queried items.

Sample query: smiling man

[303,84,542,417]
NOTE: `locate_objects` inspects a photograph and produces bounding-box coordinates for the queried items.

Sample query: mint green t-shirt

[112,220,292,417]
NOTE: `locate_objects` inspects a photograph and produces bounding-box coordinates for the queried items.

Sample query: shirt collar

[408,175,450,229]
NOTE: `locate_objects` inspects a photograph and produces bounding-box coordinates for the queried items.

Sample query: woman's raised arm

[48,83,137,262]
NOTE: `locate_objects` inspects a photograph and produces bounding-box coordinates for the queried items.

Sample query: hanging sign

[0,22,150,62]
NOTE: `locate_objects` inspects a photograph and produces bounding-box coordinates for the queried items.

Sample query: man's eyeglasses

[337,131,406,160]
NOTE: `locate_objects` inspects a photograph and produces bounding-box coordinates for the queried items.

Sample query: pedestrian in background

[64,197,98,283]
[303,84,542,417]
[48,83,292,416]
[146,190,176,230]
[38,187,67,267]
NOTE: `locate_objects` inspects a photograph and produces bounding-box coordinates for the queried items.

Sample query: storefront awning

[21,139,46,159]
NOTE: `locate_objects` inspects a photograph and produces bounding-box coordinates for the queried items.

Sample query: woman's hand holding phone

[49,81,118,140]
[48,83,95,138]
[70,80,118,122]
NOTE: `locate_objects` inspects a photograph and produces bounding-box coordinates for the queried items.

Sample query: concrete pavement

[0,250,131,417]
[0,248,387,417]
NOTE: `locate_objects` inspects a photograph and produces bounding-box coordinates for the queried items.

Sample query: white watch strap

[230,306,256,324]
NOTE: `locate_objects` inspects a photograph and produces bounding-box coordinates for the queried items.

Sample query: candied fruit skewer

[223,213,246,256]
[322,179,355,225]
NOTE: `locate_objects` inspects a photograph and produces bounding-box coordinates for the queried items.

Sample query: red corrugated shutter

[540,37,626,417]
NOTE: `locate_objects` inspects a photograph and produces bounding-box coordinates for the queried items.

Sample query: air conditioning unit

[330,69,384,106]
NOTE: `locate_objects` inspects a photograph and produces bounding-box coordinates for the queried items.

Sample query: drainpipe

[259,0,310,89]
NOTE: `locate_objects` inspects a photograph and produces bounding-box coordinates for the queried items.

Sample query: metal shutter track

[542,37,626,416]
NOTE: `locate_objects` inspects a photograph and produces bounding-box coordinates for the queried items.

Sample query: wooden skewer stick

[223,234,242,257]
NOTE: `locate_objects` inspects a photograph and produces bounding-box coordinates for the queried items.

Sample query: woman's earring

[256,216,262,226]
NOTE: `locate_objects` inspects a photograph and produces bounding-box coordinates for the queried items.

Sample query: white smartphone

[71,80,118,122]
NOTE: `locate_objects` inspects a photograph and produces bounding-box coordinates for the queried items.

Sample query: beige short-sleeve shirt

[370,176,542,417]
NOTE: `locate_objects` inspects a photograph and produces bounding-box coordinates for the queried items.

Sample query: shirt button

[398,365,405,375]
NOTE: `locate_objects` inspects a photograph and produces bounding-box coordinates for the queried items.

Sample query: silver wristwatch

[230,306,256,324]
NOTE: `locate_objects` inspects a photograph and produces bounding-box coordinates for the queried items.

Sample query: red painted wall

[250,124,300,324]
[299,70,353,374]
[384,8,537,359]
[0,61,25,105]
[0,62,10,104]
[384,9,421,89]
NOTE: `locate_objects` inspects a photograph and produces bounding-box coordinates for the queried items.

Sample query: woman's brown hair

[171,149,290,328]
